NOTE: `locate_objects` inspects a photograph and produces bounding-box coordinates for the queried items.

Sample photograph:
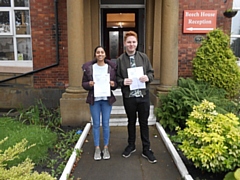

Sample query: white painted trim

[156,122,193,180]
[0,61,33,67]
[59,123,91,180]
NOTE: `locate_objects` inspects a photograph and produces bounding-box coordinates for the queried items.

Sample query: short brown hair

[124,31,138,42]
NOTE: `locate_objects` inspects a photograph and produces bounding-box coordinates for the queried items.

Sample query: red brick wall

[30,0,68,88]
[178,0,233,77]
[29,0,233,88]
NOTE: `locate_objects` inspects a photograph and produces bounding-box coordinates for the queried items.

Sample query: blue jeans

[90,100,112,147]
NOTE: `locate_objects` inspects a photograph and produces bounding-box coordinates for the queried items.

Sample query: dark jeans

[123,92,150,151]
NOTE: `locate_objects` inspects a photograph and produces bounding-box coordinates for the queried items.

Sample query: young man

[116,31,157,163]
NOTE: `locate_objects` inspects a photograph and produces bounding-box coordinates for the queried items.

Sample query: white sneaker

[94,148,101,160]
[102,148,110,160]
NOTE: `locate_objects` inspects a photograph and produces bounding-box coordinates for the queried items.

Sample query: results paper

[127,66,146,90]
[93,73,110,97]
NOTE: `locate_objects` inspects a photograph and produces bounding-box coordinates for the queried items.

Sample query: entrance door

[101,8,144,61]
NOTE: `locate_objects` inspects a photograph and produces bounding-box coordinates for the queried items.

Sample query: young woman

[82,46,117,160]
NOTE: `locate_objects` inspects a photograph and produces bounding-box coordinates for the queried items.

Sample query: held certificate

[127,66,146,90]
[93,73,111,97]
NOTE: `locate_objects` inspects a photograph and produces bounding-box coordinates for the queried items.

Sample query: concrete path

[72,125,182,180]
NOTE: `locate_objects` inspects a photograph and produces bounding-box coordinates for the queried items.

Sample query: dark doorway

[101,8,144,61]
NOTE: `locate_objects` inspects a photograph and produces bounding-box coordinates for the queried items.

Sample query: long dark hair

[94,45,107,58]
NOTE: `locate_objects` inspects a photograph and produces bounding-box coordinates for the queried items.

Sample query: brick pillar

[156,0,179,93]
[60,0,90,126]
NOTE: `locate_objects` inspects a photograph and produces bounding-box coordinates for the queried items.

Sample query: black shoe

[142,149,157,164]
[122,145,136,158]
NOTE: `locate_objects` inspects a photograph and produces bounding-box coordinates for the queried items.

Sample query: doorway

[101,8,145,61]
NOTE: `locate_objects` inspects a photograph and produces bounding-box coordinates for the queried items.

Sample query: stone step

[110,105,156,126]
[91,88,157,126]
[113,88,122,96]
[109,116,156,126]
[110,114,127,119]
[111,105,155,114]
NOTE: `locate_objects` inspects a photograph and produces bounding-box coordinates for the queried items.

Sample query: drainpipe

[0,0,60,84]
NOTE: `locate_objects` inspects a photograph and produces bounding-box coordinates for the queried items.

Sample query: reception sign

[183,10,217,34]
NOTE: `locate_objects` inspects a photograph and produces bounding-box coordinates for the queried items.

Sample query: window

[0,0,32,70]
[107,13,135,28]
[231,0,240,60]
[101,0,144,4]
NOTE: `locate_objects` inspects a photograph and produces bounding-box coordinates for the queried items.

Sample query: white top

[93,63,109,101]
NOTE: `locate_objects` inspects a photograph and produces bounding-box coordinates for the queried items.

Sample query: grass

[0,100,83,179]
[0,117,57,167]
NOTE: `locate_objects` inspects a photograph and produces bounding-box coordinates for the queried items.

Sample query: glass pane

[101,0,144,4]
[233,0,240,8]
[231,11,240,35]
[14,0,29,7]
[107,13,135,28]
[15,10,30,34]
[231,38,240,59]
[0,0,11,7]
[0,11,10,34]
[109,31,119,59]
[0,37,14,60]
[17,38,32,60]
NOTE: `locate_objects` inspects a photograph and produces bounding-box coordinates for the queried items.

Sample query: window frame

[230,0,240,60]
[0,0,32,70]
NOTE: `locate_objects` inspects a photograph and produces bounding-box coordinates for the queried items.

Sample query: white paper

[127,66,146,90]
[93,73,111,97]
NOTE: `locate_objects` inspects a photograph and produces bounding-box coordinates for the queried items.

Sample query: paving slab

[72,125,182,180]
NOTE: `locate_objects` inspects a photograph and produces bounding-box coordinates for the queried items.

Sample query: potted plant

[223,8,238,18]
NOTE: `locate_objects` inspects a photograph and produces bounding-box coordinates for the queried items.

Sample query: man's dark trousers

[122,92,150,151]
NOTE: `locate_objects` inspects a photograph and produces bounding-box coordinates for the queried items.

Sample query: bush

[0,137,55,180]
[155,78,239,131]
[176,100,240,173]
[192,28,240,98]
[224,168,240,180]
[17,99,62,129]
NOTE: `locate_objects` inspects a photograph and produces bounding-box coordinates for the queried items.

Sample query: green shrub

[224,168,240,180]
[192,28,240,98]
[176,100,240,173]
[0,137,55,180]
[155,78,239,131]
[17,99,62,129]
